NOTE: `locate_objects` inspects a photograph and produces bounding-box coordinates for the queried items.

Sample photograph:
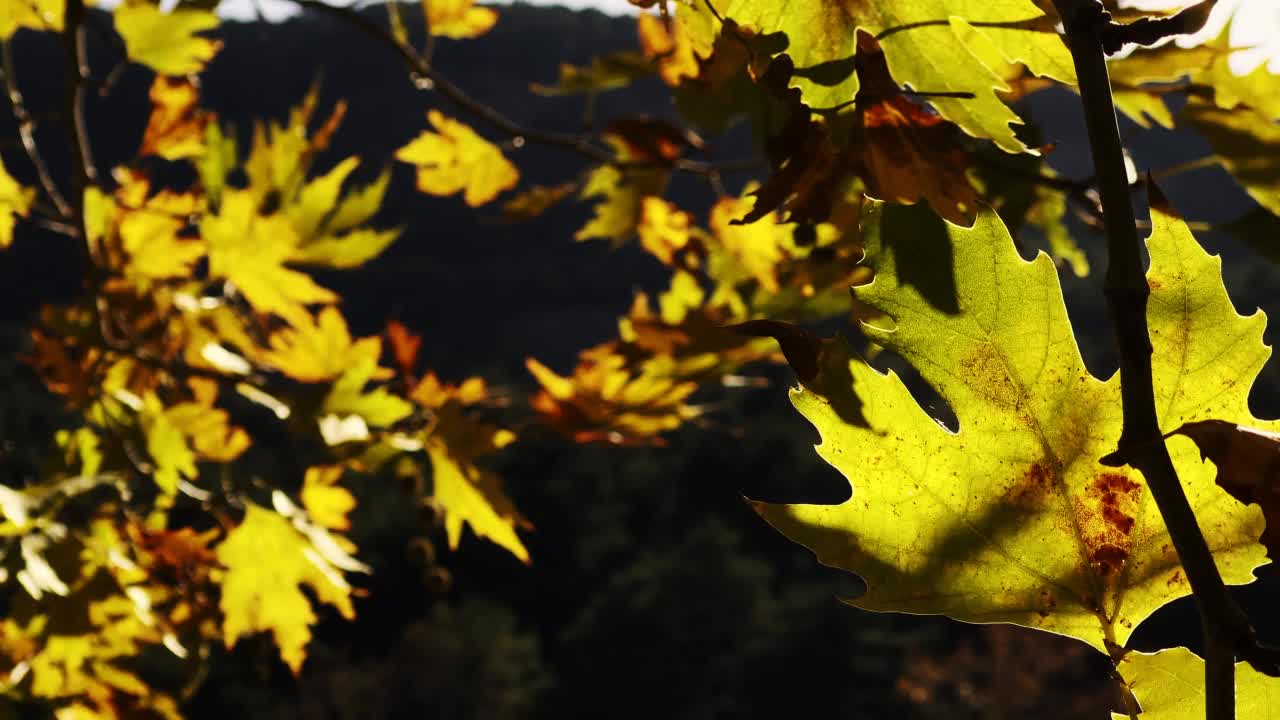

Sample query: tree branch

[284,0,756,178]
[1053,1,1274,717]
[1,40,73,218]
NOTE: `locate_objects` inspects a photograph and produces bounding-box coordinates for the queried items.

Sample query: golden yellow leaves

[411,373,530,563]
[395,110,518,206]
[0,158,36,249]
[216,504,356,674]
[527,347,700,445]
[424,0,497,39]
[264,306,384,383]
[113,3,221,76]
[203,189,337,327]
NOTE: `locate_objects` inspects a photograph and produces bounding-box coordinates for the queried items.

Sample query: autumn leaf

[395,110,518,207]
[140,394,197,495]
[1112,647,1280,719]
[0,0,61,38]
[1184,99,1280,217]
[575,137,670,244]
[164,378,251,463]
[530,51,654,96]
[755,200,1268,653]
[637,197,694,266]
[217,504,357,673]
[637,12,698,86]
[704,0,1074,152]
[706,192,791,293]
[113,3,221,76]
[0,158,36,249]
[742,41,979,227]
[404,372,528,561]
[139,77,210,160]
[301,466,355,532]
[264,306,386,383]
[202,189,337,326]
[526,346,701,445]
[1165,419,1280,558]
[501,182,577,220]
[321,356,413,435]
[424,0,497,39]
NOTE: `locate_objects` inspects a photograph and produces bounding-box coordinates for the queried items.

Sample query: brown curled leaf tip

[727,319,824,384]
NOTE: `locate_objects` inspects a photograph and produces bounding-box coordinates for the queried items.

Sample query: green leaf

[113,4,220,76]
[705,0,1074,152]
[1112,647,1280,719]
[755,201,1267,653]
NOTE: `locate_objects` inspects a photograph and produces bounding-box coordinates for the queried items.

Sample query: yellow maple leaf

[636,196,693,266]
[264,306,385,382]
[117,208,205,287]
[139,76,209,160]
[395,110,518,207]
[424,0,497,39]
[113,4,221,76]
[707,193,789,293]
[301,466,355,532]
[216,504,356,673]
[427,402,528,563]
[0,158,35,249]
[140,394,197,495]
[164,379,251,462]
[0,0,61,39]
[202,189,337,326]
[637,12,698,86]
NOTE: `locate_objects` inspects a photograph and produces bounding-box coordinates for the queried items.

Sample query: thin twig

[1,41,73,218]
[285,0,757,177]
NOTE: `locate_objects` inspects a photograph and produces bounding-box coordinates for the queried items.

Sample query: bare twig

[1,41,73,218]
[285,0,758,177]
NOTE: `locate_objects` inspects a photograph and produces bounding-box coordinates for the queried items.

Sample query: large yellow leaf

[113,4,221,76]
[216,504,356,673]
[424,0,497,39]
[395,110,518,207]
[756,201,1268,653]
[202,189,337,326]
[0,158,36,249]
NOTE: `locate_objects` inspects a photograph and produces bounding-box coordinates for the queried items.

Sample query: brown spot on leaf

[1167,570,1185,588]
[1092,473,1142,537]
[1090,543,1129,577]
[1007,462,1057,507]
[1148,278,1162,291]
[958,343,1021,408]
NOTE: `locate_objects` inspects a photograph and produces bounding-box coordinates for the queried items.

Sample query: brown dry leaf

[1168,419,1280,558]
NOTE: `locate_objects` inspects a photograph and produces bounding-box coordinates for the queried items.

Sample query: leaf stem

[1052,0,1265,717]
[1,40,73,218]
